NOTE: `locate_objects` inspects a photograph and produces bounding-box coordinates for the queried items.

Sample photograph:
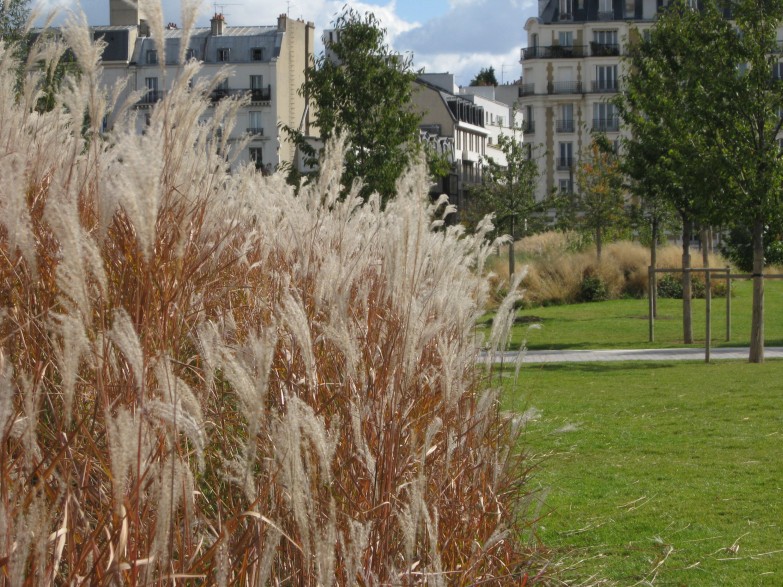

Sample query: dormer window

[146,50,157,65]
[185,48,196,61]
[560,0,573,19]
[217,48,230,62]
[251,47,264,61]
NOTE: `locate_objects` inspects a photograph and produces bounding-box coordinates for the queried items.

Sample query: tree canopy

[619,0,783,361]
[0,0,29,41]
[287,9,422,203]
[470,66,497,87]
[474,132,539,277]
[571,136,627,261]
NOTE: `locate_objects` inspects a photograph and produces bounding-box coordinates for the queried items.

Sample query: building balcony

[522,45,587,60]
[558,180,575,194]
[137,90,165,105]
[597,10,614,20]
[210,86,272,103]
[518,83,535,97]
[590,42,620,57]
[590,80,619,93]
[550,81,583,94]
[246,127,264,137]
[592,117,620,132]
[556,157,575,170]
[556,119,575,133]
[523,120,535,133]
[250,86,272,102]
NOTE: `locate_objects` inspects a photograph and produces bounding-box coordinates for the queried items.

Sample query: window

[144,77,159,103]
[559,178,574,193]
[595,64,618,91]
[558,103,575,132]
[773,62,783,81]
[558,31,573,47]
[249,147,263,170]
[558,142,573,169]
[217,48,230,62]
[248,111,263,134]
[146,50,157,65]
[593,102,618,131]
[560,0,573,18]
[524,105,534,132]
[251,47,264,61]
[625,0,635,17]
[593,30,619,56]
[598,0,612,13]
[593,30,617,45]
[185,48,196,60]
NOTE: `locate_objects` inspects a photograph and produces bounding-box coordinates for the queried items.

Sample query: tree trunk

[651,217,658,318]
[682,217,693,344]
[749,214,765,363]
[508,216,516,278]
[701,226,710,269]
[596,227,603,261]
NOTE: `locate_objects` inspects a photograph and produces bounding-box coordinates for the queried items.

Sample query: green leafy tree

[568,135,627,261]
[0,0,29,42]
[712,0,783,362]
[618,0,734,344]
[286,9,421,203]
[621,0,783,361]
[475,133,540,277]
[625,187,679,317]
[470,66,497,87]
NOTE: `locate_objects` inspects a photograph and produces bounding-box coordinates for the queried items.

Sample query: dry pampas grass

[0,7,547,585]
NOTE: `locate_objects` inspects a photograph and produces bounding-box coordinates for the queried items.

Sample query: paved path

[487,347,783,363]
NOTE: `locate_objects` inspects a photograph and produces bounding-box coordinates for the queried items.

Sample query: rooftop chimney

[211,13,225,36]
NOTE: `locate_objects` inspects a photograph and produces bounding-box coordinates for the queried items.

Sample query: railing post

[705,268,711,363]
[726,267,731,341]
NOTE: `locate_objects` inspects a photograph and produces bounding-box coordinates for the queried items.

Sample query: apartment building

[413,73,524,211]
[518,0,659,200]
[413,74,488,210]
[95,1,314,171]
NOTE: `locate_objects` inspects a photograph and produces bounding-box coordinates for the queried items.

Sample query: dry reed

[0,9,547,585]
[493,234,726,306]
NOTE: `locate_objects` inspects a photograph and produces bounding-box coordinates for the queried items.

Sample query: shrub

[0,19,545,585]
[579,273,609,302]
[657,273,684,298]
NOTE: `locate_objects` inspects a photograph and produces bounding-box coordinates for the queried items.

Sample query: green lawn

[505,361,783,586]
[479,279,783,351]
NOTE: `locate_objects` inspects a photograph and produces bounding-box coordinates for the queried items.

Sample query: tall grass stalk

[0,9,544,584]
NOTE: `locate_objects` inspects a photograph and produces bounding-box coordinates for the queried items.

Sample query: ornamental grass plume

[0,6,547,584]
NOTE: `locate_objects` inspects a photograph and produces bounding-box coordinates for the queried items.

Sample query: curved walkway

[490,347,783,363]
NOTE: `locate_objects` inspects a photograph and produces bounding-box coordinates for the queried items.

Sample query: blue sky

[44,0,537,86]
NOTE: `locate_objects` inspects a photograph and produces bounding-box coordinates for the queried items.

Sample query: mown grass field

[504,361,783,586]
[480,279,783,351]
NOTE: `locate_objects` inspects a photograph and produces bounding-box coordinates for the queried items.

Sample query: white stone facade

[518,0,659,200]
[95,6,314,172]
